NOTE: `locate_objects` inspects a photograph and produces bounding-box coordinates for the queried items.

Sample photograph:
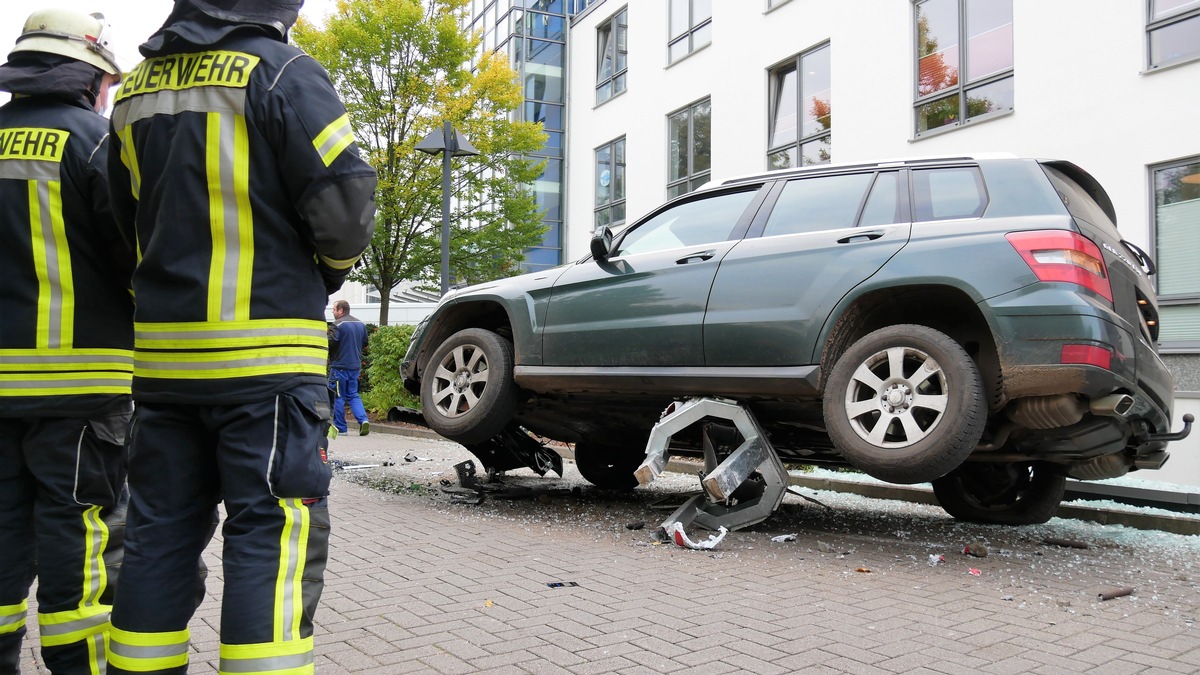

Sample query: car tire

[573,439,644,490]
[420,328,518,445]
[823,324,985,484]
[932,461,1066,525]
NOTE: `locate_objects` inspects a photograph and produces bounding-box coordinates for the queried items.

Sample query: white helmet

[9,9,120,76]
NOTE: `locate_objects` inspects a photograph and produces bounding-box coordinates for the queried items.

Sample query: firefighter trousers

[0,411,130,675]
[107,384,331,675]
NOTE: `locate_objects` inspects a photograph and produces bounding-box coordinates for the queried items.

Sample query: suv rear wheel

[823,324,985,484]
[420,328,518,445]
[932,461,1065,525]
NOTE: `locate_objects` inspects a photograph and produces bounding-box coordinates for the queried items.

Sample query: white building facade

[560,0,1200,486]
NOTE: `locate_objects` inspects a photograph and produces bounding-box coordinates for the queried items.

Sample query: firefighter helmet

[9,9,120,76]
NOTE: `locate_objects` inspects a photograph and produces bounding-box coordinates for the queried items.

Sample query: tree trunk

[378,295,391,326]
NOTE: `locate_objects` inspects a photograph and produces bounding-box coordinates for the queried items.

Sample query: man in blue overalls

[329,299,370,436]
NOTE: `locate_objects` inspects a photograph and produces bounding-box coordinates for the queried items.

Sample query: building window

[668,0,712,64]
[1148,0,1200,69]
[1153,158,1200,345]
[667,98,711,199]
[914,0,1013,136]
[596,8,628,103]
[767,0,792,9]
[767,42,831,170]
[595,137,626,229]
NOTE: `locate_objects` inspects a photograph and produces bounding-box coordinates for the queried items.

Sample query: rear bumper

[986,287,1175,440]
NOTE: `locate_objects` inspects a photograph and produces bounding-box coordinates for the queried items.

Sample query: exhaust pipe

[1090,393,1134,417]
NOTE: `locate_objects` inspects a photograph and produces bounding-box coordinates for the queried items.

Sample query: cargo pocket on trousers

[76,409,132,507]
[269,391,333,499]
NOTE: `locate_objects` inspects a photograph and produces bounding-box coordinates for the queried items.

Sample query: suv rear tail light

[1005,231,1113,302]
[1061,344,1112,370]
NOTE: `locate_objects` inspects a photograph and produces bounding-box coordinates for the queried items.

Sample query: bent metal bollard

[635,397,787,536]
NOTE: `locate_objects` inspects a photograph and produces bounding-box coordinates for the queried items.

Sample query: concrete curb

[375,423,1200,536]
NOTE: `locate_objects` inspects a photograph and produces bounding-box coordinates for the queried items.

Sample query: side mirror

[590,226,613,262]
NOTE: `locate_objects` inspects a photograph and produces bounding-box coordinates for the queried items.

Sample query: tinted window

[1042,166,1115,229]
[859,172,904,226]
[614,189,757,257]
[762,173,873,237]
[912,167,987,221]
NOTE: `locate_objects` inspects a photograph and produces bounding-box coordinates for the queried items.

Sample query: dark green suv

[402,155,1190,524]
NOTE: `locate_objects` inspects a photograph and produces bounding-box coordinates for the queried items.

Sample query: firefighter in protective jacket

[0,8,131,675]
[105,1,376,672]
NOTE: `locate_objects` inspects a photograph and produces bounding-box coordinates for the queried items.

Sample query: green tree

[295,0,547,325]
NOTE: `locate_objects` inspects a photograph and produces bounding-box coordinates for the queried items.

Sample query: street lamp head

[416,122,479,157]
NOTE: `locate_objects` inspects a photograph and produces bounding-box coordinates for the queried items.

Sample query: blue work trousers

[329,368,367,433]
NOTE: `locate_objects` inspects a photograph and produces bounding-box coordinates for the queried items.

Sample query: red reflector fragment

[1061,344,1112,370]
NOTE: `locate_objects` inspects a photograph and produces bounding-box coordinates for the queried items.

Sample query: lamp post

[416,120,479,296]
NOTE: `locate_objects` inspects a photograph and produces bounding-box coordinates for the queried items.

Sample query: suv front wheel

[823,324,985,484]
[420,328,519,445]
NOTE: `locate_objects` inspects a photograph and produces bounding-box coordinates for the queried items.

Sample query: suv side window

[859,171,904,226]
[912,167,987,221]
[762,172,874,237]
[614,188,758,257]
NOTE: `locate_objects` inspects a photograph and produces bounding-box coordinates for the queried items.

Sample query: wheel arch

[415,301,515,380]
[819,284,1005,412]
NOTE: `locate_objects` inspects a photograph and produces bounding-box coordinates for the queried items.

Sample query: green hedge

[361,324,421,414]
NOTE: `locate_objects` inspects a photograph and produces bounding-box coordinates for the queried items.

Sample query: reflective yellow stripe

[273,499,310,641]
[0,600,28,635]
[206,111,227,321]
[117,125,141,201]
[233,114,254,321]
[49,180,74,347]
[219,636,314,675]
[135,319,328,350]
[317,253,360,271]
[0,349,135,373]
[312,114,353,167]
[205,111,254,322]
[134,348,327,380]
[39,606,109,647]
[0,372,132,396]
[108,627,190,672]
[29,181,51,348]
[26,502,108,649]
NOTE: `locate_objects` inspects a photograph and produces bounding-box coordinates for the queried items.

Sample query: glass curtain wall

[470,0,585,272]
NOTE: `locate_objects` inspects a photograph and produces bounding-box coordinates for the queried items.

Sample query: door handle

[676,250,716,264]
[837,231,885,244]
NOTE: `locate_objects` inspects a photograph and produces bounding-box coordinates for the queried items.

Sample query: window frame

[594,136,627,231]
[1150,155,1200,351]
[1146,0,1200,71]
[766,41,832,170]
[668,0,713,65]
[912,0,1014,139]
[612,185,764,258]
[665,97,712,199]
[596,7,628,104]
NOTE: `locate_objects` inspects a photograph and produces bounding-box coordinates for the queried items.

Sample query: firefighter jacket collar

[141,1,296,56]
[0,53,101,108]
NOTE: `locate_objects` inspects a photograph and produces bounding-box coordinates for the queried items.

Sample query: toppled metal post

[635,397,787,535]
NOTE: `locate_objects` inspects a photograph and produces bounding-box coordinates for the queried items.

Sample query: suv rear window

[912,167,987,221]
[1042,165,1117,230]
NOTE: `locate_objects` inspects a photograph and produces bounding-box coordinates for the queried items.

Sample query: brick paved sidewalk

[20,432,1200,673]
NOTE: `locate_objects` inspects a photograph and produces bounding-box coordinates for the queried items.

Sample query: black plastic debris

[626,522,645,530]
[546,582,579,588]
